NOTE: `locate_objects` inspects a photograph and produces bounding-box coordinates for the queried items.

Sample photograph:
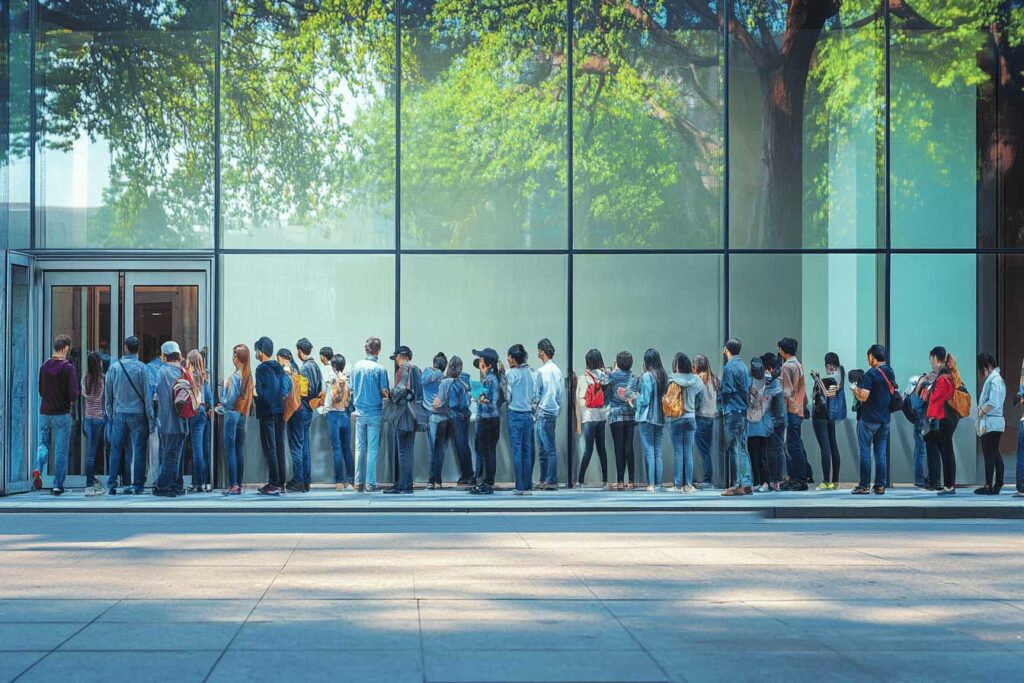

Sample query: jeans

[668,417,696,487]
[327,411,354,484]
[535,414,558,485]
[37,413,73,490]
[475,416,500,486]
[428,416,450,485]
[1017,426,1024,493]
[785,413,808,482]
[508,410,533,491]
[638,422,664,486]
[355,413,382,488]
[695,416,716,485]
[912,421,927,486]
[450,413,474,483]
[980,430,1004,489]
[155,432,186,492]
[578,420,609,484]
[856,420,889,488]
[724,412,751,488]
[223,410,246,488]
[83,417,106,487]
[610,421,636,484]
[812,418,841,484]
[258,416,287,488]
[188,410,208,487]
[767,420,786,485]
[395,429,416,491]
[748,436,767,486]
[107,412,149,489]
[287,405,313,485]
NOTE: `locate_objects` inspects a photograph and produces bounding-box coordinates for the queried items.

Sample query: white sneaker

[757,483,769,493]
[683,484,696,494]
[85,484,106,497]
[646,485,656,493]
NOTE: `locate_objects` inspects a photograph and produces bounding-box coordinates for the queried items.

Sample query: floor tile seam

[595,593,677,683]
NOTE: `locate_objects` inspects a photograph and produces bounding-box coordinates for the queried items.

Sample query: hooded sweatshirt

[254,359,291,419]
[666,373,704,421]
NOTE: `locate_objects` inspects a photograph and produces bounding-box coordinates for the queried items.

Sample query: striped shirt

[82,375,105,420]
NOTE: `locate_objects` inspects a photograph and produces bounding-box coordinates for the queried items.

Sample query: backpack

[747,380,766,423]
[172,369,199,419]
[875,367,902,413]
[583,371,605,410]
[331,377,351,411]
[283,370,301,422]
[662,382,684,419]
[901,391,921,424]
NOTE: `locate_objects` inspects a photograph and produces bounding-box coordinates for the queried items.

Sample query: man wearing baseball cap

[384,346,421,494]
[469,348,501,495]
[154,341,188,497]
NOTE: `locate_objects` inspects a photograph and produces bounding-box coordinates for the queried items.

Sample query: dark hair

[277,348,298,372]
[85,351,103,395]
[642,348,668,399]
[124,336,140,354]
[777,337,798,356]
[447,356,464,378]
[164,352,181,363]
[319,346,334,361]
[330,354,346,373]
[977,352,997,376]
[433,352,448,372]
[585,348,604,371]
[296,338,313,356]
[508,344,528,366]
[824,352,840,367]
[53,334,72,353]
[615,351,633,372]
[673,352,692,374]
[365,337,382,355]
[929,346,947,362]
[760,352,778,372]
[750,356,765,380]
[694,354,719,390]
[255,336,274,358]
[867,344,887,363]
[537,338,555,359]
[725,338,742,356]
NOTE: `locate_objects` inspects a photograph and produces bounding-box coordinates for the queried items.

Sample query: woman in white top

[975,352,1005,495]
[576,349,610,487]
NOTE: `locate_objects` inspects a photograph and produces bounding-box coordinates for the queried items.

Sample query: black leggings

[936,418,957,489]
[578,421,609,484]
[980,430,1004,489]
[610,421,636,484]
[474,417,500,486]
[748,436,767,486]
[812,418,841,483]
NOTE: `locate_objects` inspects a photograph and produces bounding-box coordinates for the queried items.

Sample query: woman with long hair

[634,348,668,492]
[576,348,610,488]
[220,343,254,495]
[82,351,107,496]
[185,349,213,493]
[667,353,702,492]
[693,354,720,488]
[812,352,847,490]
[747,356,770,491]
[607,351,639,489]
[975,352,1005,494]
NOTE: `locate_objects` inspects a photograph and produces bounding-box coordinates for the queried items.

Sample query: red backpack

[172,369,199,419]
[583,371,605,409]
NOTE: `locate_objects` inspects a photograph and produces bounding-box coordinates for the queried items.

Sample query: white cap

[160,340,181,356]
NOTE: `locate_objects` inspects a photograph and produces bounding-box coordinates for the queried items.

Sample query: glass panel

[8,265,30,483]
[49,284,112,476]
[401,254,568,482]
[132,286,200,365]
[400,1,567,249]
[2,1,31,248]
[220,1,395,249]
[220,254,396,484]
[573,254,724,483]
[729,1,883,249]
[36,1,215,248]
[573,1,722,249]
[730,253,883,482]
[979,255,1024,457]
[890,2,988,249]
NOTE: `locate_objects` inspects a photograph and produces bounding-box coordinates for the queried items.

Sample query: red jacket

[926,373,954,420]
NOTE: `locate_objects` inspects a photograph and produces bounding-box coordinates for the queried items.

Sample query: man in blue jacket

[721,339,753,497]
[254,336,291,497]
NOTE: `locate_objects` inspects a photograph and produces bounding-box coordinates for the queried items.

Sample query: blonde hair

[186,349,207,396]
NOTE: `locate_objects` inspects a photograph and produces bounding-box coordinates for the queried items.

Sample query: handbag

[976,415,988,438]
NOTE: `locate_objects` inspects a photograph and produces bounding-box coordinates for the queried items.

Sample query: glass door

[4,253,35,494]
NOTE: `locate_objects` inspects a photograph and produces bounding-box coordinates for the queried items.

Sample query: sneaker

[937,487,956,496]
[851,486,871,495]
[152,488,177,498]
[285,481,305,493]
[974,486,991,495]
[873,486,885,495]
[382,487,402,494]
[85,485,98,497]
[646,485,656,493]
[304,484,311,492]
[427,483,437,491]
[815,482,831,491]
[107,488,118,496]
[513,489,525,496]
[756,483,769,493]
[257,485,280,497]
[720,487,745,497]
[1014,491,1024,498]
[32,470,42,491]
[355,484,365,493]
[51,487,64,496]
[365,485,379,493]
[336,483,346,492]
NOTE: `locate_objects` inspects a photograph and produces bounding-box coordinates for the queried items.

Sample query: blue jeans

[767,419,786,484]
[223,410,246,488]
[355,413,382,488]
[188,410,208,487]
[785,412,808,482]
[428,416,450,484]
[83,417,106,487]
[535,414,558,485]
[1016,426,1024,493]
[857,420,889,488]
[724,412,751,488]
[669,417,696,487]
[695,416,716,485]
[327,411,353,484]
[155,432,186,492]
[638,422,664,486]
[395,429,416,491]
[37,413,72,490]
[287,406,313,485]
[912,420,927,486]
[508,410,533,491]
[107,412,149,489]
[450,413,474,483]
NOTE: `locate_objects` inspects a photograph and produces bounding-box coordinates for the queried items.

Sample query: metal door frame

[4,252,36,494]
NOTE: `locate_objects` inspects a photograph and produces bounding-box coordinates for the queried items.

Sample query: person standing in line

[720,339,753,497]
[254,336,290,496]
[607,352,639,490]
[422,353,447,457]
[850,344,896,496]
[925,346,960,496]
[426,356,457,490]
[811,352,846,491]
[533,338,563,490]
[576,349,610,488]
[351,337,390,492]
[81,352,107,497]
[384,346,418,495]
[322,354,354,492]
[693,354,719,489]
[446,357,475,487]
[35,334,79,495]
[104,336,155,495]
[975,353,1005,495]
[184,350,213,493]
[469,348,501,495]
[632,349,668,493]
[667,353,703,493]
[746,356,770,492]
[283,339,321,492]
[153,342,189,498]
[903,374,929,488]
[778,337,810,491]
[761,353,786,492]
[504,344,536,495]
[219,343,253,496]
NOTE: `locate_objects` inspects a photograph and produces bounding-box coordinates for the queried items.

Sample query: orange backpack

[662,382,684,419]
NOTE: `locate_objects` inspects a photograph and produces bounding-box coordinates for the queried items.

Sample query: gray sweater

[667,373,704,420]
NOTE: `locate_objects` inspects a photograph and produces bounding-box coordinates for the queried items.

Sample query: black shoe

[851,486,871,495]
[382,487,402,494]
[974,486,991,495]
[107,488,117,496]
[152,488,177,498]
[285,481,305,493]
[303,483,311,492]
[51,488,64,496]
[398,488,414,495]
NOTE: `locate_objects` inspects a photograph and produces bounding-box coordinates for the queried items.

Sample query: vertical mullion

[721,0,731,490]
[28,0,36,249]
[212,0,222,488]
[394,0,402,348]
[883,0,891,354]
[566,0,575,489]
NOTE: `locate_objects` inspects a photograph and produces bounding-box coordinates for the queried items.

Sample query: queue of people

[31,332,1024,499]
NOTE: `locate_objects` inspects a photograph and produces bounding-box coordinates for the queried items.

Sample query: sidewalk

[2,485,1022,518]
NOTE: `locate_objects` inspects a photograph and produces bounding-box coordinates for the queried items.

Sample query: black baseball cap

[472,348,499,367]
[389,345,412,360]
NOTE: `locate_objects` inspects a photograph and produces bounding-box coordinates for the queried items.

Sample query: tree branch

[605,0,719,67]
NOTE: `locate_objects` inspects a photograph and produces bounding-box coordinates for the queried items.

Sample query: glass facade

[3,1,1024,489]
